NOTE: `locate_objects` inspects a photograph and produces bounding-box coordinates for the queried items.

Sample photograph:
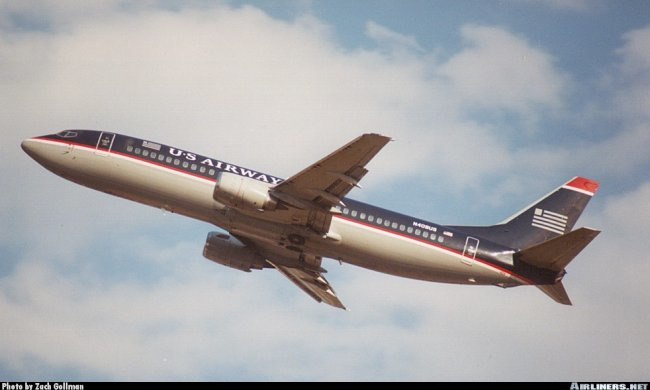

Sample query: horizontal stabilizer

[537,282,572,305]
[516,227,601,272]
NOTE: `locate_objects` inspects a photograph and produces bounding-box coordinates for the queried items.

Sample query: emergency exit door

[461,236,479,266]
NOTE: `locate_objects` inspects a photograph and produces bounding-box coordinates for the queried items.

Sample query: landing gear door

[461,236,479,266]
[95,132,115,156]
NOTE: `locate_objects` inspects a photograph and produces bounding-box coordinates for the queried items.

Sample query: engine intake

[213,172,277,211]
[202,232,267,272]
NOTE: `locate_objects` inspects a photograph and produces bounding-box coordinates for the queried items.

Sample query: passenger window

[158,154,165,161]
[391,222,398,229]
[430,234,437,241]
[399,224,405,231]
[208,169,215,176]
[368,215,374,222]
[423,231,429,238]
[343,208,349,215]
[142,150,149,157]
[134,148,141,154]
[360,213,366,220]
[415,229,421,235]
[166,156,172,163]
[191,163,197,170]
[150,152,157,159]
[351,210,358,217]
[182,161,189,168]
[384,220,390,227]
[407,227,413,234]
[199,166,206,173]
[376,217,382,224]
[438,236,444,243]
[126,145,134,152]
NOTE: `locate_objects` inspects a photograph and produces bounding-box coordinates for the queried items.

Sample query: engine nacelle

[213,172,277,211]
[202,232,267,272]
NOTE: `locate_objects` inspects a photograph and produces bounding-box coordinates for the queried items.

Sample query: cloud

[438,24,567,121]
[613,26,650,123]
[501,25,650,188]
[1,4,573,198]
[365,20,424,53]
[3,177,650,381]
[618,26,650,75]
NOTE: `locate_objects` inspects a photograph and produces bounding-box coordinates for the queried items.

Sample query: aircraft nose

[21,137,52,165]
[21,138,40,159]
[21,138,35,155]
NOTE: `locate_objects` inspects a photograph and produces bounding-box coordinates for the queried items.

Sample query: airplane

[22,130,600,309]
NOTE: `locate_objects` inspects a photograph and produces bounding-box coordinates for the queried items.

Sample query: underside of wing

[268,260,346,310]
[233,235,347,310]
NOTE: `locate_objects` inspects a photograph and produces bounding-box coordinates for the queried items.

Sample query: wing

[270,133,391,211]
[235,235,346,310]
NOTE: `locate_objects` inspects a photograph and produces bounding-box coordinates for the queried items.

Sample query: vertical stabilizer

[451,177,599,249]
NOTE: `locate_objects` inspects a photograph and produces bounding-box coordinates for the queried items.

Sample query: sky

[1,0,649,381]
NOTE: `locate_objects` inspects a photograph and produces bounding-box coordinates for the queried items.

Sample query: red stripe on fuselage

[36,136,533,284]
[333,214,533,284]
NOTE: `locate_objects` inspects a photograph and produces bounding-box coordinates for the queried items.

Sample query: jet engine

[202,232,267,272]
[213,172,277,211]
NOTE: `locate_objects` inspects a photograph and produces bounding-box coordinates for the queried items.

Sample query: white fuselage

[22,137,525,287]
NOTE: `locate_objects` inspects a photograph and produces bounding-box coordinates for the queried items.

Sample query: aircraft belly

[328,217,510,285]
[32,139,511,286]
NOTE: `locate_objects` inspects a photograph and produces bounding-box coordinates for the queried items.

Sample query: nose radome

[21,138,49,164]
[21,138,36,156]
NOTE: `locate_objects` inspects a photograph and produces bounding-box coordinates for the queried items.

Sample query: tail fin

[515,227,601,305]
[451,177,599,249]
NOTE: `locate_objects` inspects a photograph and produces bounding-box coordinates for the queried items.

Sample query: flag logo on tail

[531,208,567,234]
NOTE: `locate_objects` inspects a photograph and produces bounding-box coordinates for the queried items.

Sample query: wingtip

[579,226,602,236]
[363,132,392,142]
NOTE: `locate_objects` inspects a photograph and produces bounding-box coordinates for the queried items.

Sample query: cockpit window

[57,130,78,138]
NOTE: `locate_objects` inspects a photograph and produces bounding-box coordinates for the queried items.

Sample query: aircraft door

[95,132,115,156]
[461,236,479,265]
